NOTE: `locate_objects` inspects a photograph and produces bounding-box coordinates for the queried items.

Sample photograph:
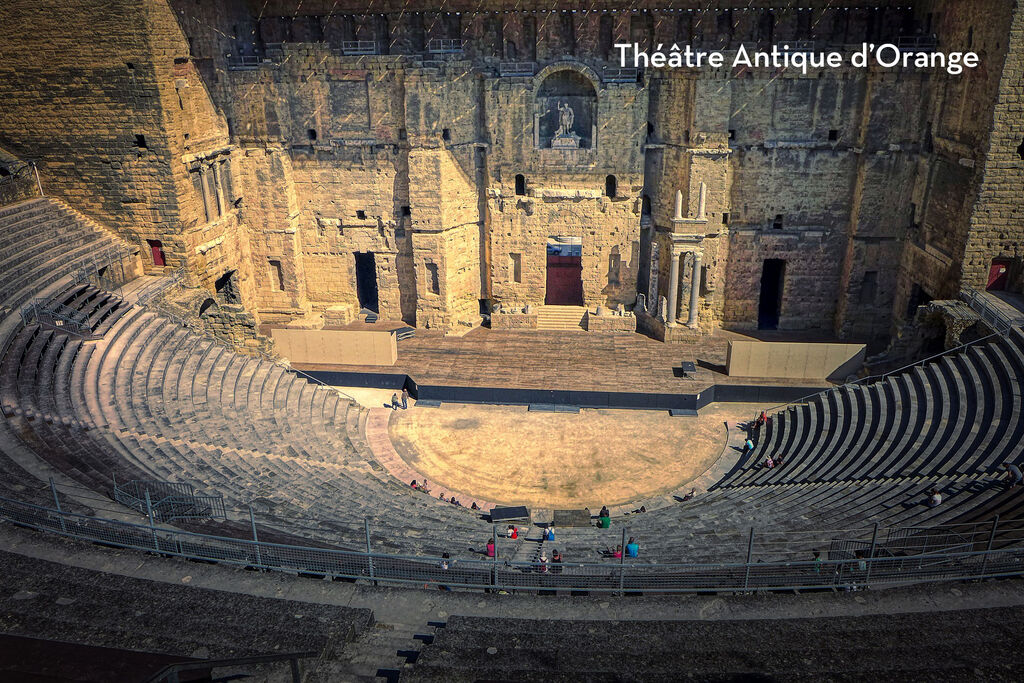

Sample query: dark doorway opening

[988,258,1012,291]
[545,238,584,306]
[214,270,240,304]
[758,259,785,330]
[354,252,379,313]
[906,283,933,318]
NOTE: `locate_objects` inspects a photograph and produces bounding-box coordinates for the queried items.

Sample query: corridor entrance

[545,237,584,306]
[354,252,379,313]
[758,258,786,330]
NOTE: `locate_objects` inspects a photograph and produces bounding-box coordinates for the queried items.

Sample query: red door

[148,239,165,267]
[987,259,1011,291]
[545,254,584,305]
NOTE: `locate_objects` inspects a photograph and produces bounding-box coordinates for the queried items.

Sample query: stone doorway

[545,237,583,306]
[353,251,379,313]
[758,258,786,330]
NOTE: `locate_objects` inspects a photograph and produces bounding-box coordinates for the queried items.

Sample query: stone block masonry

[0,0,1019,352]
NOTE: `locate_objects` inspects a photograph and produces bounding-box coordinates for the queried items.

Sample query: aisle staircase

[536,305,586,331]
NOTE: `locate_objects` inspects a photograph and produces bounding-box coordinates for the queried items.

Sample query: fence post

[980,515,999,578]
[31,161,44,197]
[491,524,498,591]
[145,490,158,551]
[618,527,627,596]
[864,522,879,585]
[365,518,376,586]
[49,477,67,533]
[249,506,263,571]
[742,527,754,591]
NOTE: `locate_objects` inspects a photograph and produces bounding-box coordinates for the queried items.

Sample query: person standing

[390,393,401,410]
[401,388,409,409]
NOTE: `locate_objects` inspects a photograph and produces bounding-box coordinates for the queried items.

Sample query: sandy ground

[388,402,763,509]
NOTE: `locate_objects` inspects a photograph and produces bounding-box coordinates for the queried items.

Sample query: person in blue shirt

[625,537,639,558]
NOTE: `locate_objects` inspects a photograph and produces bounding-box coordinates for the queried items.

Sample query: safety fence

[961,287,1017,335]
[20,298,94,338]
[3,495,1024,594]
[0,161,42,206]
[113,477,226,523]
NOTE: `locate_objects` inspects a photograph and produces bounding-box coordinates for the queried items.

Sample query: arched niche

[535,66,598,149]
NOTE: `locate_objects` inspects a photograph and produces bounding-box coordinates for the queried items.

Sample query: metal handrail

[341,40,378,55]
[499,61,536,77]
[143,651,316,683]
[758,325,1009,417]
[3,494,1023,594]
[427,38,464,54]
[961,287,1016,334]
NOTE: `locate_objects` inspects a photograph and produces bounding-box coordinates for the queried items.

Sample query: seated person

[625,537,639,558]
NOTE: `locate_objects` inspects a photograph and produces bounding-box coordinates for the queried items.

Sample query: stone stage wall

[0,0,1020,352]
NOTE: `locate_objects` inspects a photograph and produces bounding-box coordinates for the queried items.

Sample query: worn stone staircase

[536,305,586,331]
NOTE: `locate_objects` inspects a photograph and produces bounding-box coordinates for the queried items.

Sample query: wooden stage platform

[293,326,834,398]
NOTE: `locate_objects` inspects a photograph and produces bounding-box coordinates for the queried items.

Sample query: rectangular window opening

[426,262,440,295]
[269,259,285,292]
[510,253,522,283]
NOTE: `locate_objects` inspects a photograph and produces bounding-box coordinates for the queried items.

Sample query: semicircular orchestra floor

[387,402,756,510]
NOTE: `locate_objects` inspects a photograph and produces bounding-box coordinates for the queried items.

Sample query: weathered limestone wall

[1,0,1019,349]
[961,1,1024,291]
[892,0,1016,323]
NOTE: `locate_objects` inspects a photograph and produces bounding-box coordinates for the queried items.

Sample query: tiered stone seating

[0,199,131,511]
[3,199,1024,573]
[406,611,1024,681]
[0,549,373,667]
[725,331,1024,487]
[1,280,493,555]
[568,329,1024,564]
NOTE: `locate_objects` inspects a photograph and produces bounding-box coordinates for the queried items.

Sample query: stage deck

[292,326,835,396]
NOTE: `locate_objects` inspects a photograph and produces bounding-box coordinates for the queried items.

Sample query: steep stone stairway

[318,618,441,682]
[536,305,586,331]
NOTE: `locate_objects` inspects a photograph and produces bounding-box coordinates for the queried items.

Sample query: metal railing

[776,40,817,54]
[961,287,1016,335]
[499,61,536,77]
[20,298,94,337]
[898,35,939,52]
[113,477,226,523]
[758,320,1014,418]
[427,39,464,55]
[341,40,379,56]
[0,161,42,206]
[144,651,315,683]
[4,495,1024,594]
[225,54,266,70]
[603,66,639,83]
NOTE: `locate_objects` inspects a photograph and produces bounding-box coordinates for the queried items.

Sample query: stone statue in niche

[550,101,581,149]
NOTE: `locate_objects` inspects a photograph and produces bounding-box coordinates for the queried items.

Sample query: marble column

[666,247,680,326]
[687,250,702,327]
